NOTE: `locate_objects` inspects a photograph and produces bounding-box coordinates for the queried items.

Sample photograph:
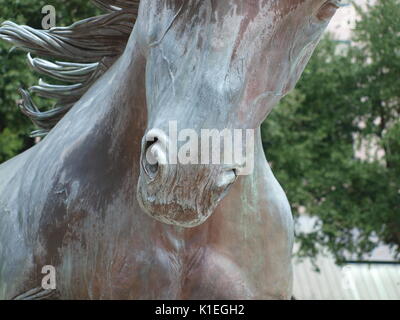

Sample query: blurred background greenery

[0,0,399,264]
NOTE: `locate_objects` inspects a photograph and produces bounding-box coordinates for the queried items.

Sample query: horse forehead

[229,0,309,16]
[149,0,312,19]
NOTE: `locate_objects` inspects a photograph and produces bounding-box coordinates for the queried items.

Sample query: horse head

[135,0,343,227]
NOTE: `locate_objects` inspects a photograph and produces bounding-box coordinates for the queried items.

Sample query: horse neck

[53,36,148,172]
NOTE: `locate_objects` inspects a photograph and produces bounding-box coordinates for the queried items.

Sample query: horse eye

[316,2,339,21]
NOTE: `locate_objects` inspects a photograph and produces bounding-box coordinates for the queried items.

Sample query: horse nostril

[143,139,160,179]
[145,160,159,178]
[142,129,169,179]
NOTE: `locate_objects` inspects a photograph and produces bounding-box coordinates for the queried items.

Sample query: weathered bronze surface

[0,0,341,299]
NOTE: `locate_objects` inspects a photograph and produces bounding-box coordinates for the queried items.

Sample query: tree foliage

[262,0,400,262]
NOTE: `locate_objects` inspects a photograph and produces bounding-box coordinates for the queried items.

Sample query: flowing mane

[0,0,140,137]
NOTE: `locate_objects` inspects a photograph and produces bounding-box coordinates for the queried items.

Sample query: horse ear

[316,2,339,21]
[316,0,349,21]
[316,0,350,21]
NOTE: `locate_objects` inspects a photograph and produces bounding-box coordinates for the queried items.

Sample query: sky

[327,0,370,39]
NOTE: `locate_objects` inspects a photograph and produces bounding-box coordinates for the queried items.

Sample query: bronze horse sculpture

[0,0,343,299]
